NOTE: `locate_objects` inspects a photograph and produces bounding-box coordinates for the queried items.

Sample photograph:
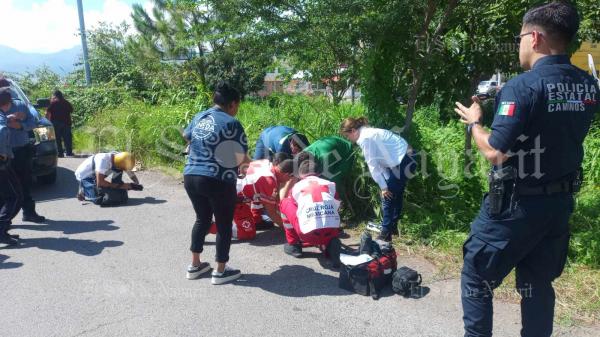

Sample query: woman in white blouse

[340,117,415,241]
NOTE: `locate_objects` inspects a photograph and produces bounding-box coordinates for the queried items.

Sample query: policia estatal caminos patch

[547,82,598,112]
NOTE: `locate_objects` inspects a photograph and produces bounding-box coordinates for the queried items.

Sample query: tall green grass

[74,94,600,267]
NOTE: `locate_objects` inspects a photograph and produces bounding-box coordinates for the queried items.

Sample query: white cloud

[0,0,150,54]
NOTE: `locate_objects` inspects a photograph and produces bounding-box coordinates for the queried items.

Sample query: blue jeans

[381,154,416,233]
[80,172,124,204]
[80,176,98,201]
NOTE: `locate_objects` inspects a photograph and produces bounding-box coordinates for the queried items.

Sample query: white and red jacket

[291,175,341,234]
[237,160,278,222]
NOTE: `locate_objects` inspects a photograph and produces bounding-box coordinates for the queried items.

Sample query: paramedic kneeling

[279,159,341,266]
[237,153,294,229]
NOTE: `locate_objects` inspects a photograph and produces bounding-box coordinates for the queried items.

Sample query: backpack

[392,266,422,297]
[208,202,256,240]
[339,239,397,300]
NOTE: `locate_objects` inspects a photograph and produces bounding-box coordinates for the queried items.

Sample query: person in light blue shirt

[253,126,309,160]
[0,88,23,246]
[0,79,45,223]
[4,100,37,148]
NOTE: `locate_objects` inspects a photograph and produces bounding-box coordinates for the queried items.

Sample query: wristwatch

[467,121,481,134]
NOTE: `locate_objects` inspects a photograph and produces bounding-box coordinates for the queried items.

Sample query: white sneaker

[186,262,211,280]
[211,265,241,285]
[366,221,382,233]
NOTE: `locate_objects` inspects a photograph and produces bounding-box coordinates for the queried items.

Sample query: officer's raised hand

[454,95,507,165]
[454,96,483,125]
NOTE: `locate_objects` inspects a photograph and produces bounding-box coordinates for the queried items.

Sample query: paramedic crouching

[75,152,141,206]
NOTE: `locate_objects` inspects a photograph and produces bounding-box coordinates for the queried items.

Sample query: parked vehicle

[477,81,500,96]
[6,79,58,184]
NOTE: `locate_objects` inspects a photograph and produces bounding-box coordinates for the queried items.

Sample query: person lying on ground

[278,158,342,266]
[253,125,309,161]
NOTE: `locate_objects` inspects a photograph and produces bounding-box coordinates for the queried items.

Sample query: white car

[477,81,500,96]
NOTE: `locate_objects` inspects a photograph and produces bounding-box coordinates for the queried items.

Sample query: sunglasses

[514,31,536,45]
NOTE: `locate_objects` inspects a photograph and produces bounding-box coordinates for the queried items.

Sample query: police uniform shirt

[488,55,599,185]
[4,100,37,148]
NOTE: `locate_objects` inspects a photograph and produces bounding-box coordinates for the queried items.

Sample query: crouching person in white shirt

[340,116,416,242]
[75,152,141,206]
[279,159,342,267]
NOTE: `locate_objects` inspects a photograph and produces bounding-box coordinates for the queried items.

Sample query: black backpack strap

[369,280,379,300]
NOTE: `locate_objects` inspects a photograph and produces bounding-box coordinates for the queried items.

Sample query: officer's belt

[516,180,575,196]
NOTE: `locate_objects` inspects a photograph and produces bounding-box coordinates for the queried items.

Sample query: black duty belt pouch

[392,266,422,297]
[488,166,516,215]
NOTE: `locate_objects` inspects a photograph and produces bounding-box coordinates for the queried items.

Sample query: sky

[0,0,151,54]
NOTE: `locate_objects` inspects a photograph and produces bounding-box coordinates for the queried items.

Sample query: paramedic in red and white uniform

[237,153,294,228]
[279,159,341,261]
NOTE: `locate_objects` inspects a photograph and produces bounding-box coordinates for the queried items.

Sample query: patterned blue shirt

[183,106,248,184]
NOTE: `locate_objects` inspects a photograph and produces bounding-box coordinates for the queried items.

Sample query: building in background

[571,42,600,76]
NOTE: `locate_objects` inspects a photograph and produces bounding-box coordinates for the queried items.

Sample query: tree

[132,0,212,86]
[242,0,364,104]
[131,0,271,97]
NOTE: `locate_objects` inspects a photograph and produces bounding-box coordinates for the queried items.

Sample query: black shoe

[0,235,18,248]
[58,153,65,158]
[211,266,241,285]
[284,243,303,258]
[23,214,46,223]
[391,226,399,236]
[376,230,392,242]
[326,237,342,268]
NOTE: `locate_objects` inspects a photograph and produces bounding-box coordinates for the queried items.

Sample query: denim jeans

[381,154,416,233]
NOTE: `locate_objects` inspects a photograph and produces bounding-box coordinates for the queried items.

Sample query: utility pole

[77,0,92,85]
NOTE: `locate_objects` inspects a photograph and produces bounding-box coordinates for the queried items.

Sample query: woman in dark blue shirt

[182,82,249,285]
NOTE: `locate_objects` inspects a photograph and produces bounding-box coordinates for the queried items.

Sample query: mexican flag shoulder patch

[497,101,516,117]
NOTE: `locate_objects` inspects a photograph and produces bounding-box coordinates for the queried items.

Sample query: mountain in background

[0,45,81,76]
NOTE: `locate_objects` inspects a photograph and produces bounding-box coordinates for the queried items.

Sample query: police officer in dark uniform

[454,2,599,336]
[0,78,46,223]
[0,88,23,247]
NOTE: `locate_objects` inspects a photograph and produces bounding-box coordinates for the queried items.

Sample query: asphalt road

[0,158,596,337]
